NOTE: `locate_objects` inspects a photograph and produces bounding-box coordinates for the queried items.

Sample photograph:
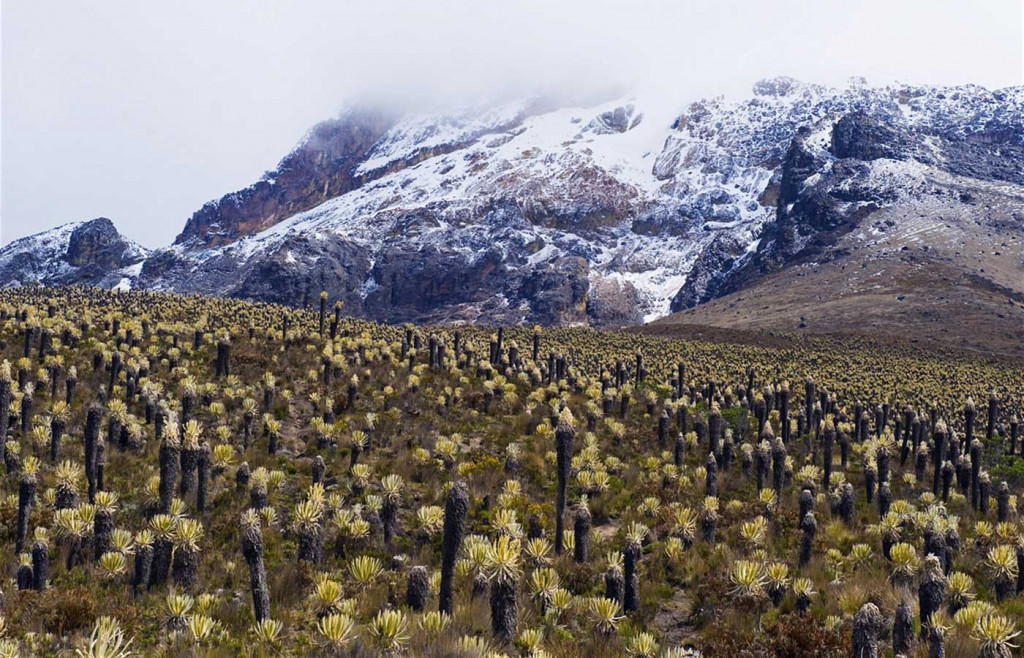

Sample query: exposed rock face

[174,102,537,248]
[175,108,397,247]
[66,218,140,271]
[674,82,1024,309]
[0,218,148,289]
[941,132,1024,186]
[589,104,643,134]
[830,110,914,161]
[5,78,1024,329]
[517,257,591,325]
[586,277,643,326]
[363,245,509,323]
[702,130,877,295]
[231,234,373,311]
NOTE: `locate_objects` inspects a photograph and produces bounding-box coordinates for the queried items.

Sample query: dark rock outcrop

[175,108,398,247]
[671,233,749,311]
[941,133,1024,186]
[0,218,148,289]
[66,218,142,273]
[677,107,936,308]
[830,110,914,161]
[232,235,373,311]
[517,257,590,325]
[587,277,643,327]
[363,245,507,322]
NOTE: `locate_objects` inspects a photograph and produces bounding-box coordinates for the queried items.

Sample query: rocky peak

[778,127,827,205]
[0,218,149,289]
[830,110,914,161]
[66,217,141,269]
[671,81,1024,311]
[752,76,799,98]
[175,107,398,247]
[174,100,536,248]
[587,104,642,134]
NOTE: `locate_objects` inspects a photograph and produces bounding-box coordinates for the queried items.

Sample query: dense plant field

[0,286,1023,657]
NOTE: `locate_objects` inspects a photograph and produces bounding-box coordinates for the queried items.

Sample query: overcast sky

[2,0,1022,247]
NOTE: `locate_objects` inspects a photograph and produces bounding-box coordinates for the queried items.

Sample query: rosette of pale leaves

[74,616,133,658]
[366,610,409,655]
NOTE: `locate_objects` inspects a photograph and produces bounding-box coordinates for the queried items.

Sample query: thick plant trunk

[554,417,575,555]
[490,578,518,643]
[242,520,271,622]
[406,566,429,612]
[32,540,49,591]
[439,482,469,615]
[133,544,153,597]
[148,537,173,590]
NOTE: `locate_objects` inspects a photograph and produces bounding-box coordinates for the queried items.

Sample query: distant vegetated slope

[1,286,1024,655]
[2,78,1022,352]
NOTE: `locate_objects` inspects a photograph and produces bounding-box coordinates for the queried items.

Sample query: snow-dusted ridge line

[5,77,1024,327]
[0,219,151,289]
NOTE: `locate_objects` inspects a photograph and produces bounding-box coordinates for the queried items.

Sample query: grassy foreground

[0,286,1022,657]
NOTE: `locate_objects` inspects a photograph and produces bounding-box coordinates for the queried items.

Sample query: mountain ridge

[0,218,149,291]
[3,77,1022,344]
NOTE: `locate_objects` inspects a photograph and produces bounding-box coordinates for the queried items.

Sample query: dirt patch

[592,521,620,542]
[653,588,698,649]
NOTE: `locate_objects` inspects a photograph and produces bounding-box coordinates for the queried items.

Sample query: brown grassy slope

[647,255,1024,360]
[649,171,1024,360]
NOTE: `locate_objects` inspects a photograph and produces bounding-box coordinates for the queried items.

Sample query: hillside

[2,78,1022,334]
[0,219,149,291]
[1,286,1023,656]
[649,157,1024,358]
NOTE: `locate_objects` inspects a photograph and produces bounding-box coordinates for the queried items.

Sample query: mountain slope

[3,78,1023,335]
[650,84,1024,356]
[0,218,150,290]
[139,94,738,325]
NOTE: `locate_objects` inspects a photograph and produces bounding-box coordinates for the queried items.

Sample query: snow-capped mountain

[3,77,1023,328]
[0,218,149,291]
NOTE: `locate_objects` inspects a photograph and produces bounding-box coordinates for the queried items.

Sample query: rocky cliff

[0,218,149,290]
[3,78,1022,330]
[675,84,1024,309]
